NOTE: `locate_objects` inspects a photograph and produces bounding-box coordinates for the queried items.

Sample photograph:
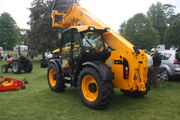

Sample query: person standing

[152,49,162,88]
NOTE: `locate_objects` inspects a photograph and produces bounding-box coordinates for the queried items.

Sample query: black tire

[47,64,66,92]
[78,67,114,109]
[121,68,152,98]
[40,60,48,68]
[12,61,22,74]
[24,61,33,73]
[160,70,169,81]
[1,65,8,73]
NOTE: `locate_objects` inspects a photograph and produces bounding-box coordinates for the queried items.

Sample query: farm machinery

[47,0,151,109]
[0,76,28,91]
[1,45,33,74]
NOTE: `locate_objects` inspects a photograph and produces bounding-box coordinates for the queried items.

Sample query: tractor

[1,45,33,74]
[47,0,151,109]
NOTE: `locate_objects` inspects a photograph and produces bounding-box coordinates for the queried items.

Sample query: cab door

[60,28,81,74]
[61,29,73,73]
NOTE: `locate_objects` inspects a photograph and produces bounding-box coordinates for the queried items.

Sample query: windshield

[82,32,104,53]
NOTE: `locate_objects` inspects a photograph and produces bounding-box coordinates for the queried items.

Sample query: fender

[161,64,172,75]
[49,59,62,73]
[82,61,113,81]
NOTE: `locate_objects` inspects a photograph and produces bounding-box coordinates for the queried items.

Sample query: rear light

[123,58,129,79]
[125,66,129,79]
[173,60,180,64]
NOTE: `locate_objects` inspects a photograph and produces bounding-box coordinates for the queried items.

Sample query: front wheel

[47,64,66,92]
[2,65,8,73]
[78,67,113,109]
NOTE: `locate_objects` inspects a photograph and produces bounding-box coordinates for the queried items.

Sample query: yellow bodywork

[51,5,148,92]
[52,48,60,53]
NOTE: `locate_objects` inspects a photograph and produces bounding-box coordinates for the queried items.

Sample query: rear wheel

[2,65,8,73]
[12,61,22,74]
[47,64,66,92]
[24,61,33,73]
[78,67,113,109]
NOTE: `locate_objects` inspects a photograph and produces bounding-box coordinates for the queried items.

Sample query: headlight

[105,28,110,32]
[89,27,95,31]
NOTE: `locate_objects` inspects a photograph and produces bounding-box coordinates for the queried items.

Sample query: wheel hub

[88,83,97,93]
[53,74,56,80]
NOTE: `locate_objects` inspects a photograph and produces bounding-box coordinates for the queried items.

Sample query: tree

[121,13,160,50]
[0,12,21,50]
[27,0,79,57]
[147,2,176,44]
[163,4,176,25]
[147,2,167,44]
[168,13,180,25]
[164,20,180,48]
[118,21,127,36]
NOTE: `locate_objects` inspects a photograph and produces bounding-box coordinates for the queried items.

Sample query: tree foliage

[147,2,167,44]
[27,0,79,57]
[0,12,21,50]
[119,13,160,50]
[164,20,180,48]
[147,2,176,44]
[118,21,126,36]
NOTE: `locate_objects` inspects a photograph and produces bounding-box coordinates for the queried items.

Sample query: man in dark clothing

[152,49,161,88]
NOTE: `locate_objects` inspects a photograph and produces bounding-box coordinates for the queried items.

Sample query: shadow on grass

[169,77,180,82]
[37,87,150,111]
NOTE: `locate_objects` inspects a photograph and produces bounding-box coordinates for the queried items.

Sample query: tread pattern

[47,64,66,92]
[24,61,33,73]
[78,67,114,109]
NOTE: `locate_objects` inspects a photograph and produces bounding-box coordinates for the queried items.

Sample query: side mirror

[58,33,62,39]
[176,52,180,61]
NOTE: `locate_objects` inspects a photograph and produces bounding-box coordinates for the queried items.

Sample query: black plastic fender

[49,59,62,73]
[82,61,113,81]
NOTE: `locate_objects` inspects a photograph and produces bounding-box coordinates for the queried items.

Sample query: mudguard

[49,59,62,73]
[82,61,113,81]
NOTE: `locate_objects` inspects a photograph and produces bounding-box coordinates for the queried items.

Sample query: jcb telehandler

[47,0,151,109]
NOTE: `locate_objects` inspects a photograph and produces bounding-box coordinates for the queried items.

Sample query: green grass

[0,61,180,120]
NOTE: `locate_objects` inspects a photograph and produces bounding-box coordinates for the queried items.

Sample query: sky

[0,0,180,31]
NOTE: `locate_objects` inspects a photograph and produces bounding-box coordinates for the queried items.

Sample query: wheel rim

[163,71,168,81]
[81,75,98,102]
[13,63,18,72]
[49,68,56,87]
[2,66,6,72]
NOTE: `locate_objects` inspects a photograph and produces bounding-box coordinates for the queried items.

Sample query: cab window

[82,32,104,53]
[72,30,81,56]
[61,31,71,55]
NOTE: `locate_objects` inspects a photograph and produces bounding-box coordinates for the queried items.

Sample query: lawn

[0,61,180,120]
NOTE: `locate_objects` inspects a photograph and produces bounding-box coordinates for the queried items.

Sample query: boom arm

[51,5,134,52]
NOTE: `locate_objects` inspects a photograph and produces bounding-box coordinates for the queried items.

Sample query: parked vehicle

[158,49,180,80]
[1,45,33,74]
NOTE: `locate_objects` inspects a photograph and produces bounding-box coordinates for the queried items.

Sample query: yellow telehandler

[47,0,151,109]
